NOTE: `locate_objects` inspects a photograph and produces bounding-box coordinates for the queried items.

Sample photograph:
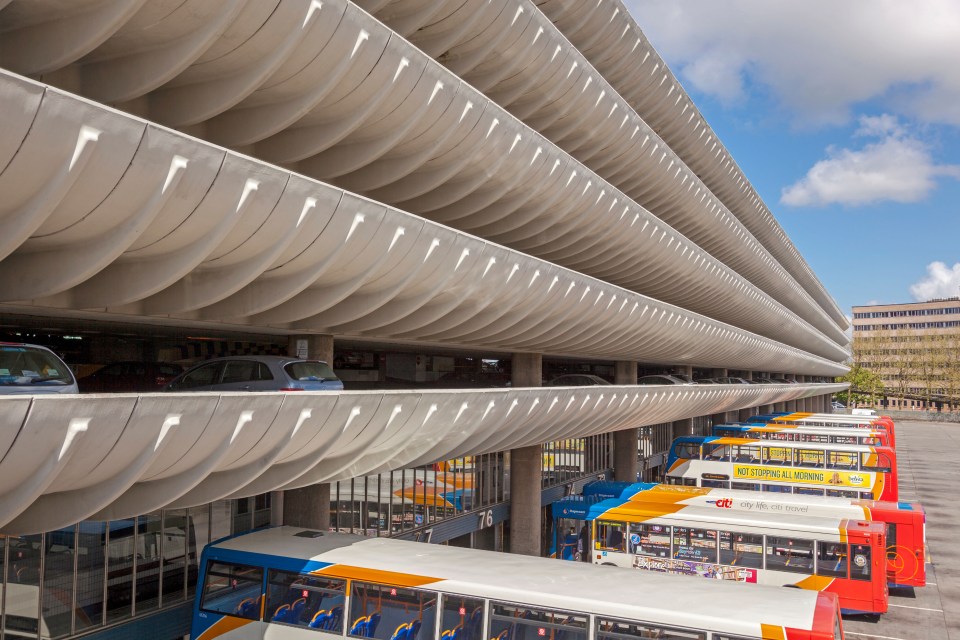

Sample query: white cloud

[910,262,960,301]
[623,0,960,127]
[780,116,960,206]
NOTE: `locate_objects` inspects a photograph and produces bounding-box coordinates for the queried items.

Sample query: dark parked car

[78,361,184,393]
[166,355,343,392]
[0,342,78,394]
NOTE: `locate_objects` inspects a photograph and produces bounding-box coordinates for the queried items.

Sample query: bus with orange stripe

[665,437,898,502]
[712,424,891,449]
[192,526,845,640]
[747,414,895,449]
[586,499,887,615]
[576,483,924,588]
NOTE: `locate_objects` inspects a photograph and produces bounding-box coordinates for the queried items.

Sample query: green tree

[835,364,884,406]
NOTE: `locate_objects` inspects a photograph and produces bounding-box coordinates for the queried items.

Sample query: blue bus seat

[390,622,410,640]
[369,612,382,636]
[310,610,331,629]
[410,619,422,640]
[350,615,371,636]
[330,605,344,630]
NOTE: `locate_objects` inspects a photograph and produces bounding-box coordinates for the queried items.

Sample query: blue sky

[623,1,960,320]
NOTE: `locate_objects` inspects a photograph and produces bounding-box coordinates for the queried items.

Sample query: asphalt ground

[842,419,957,640]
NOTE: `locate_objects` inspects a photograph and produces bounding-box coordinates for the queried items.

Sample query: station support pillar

[614,361,639,483]
[709,369,730,425]
[671,365,695,438]
[282,334,335,530]
[510,353,542,556]
[738,372,755,421]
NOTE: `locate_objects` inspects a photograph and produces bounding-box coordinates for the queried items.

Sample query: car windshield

[0,346,73,385]
[285,361,338,382]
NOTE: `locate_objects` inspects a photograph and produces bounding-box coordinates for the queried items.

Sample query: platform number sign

[478,509,494,529]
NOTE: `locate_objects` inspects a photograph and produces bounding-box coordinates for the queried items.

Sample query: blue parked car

[0,342,79,394]
[165,355,343,392]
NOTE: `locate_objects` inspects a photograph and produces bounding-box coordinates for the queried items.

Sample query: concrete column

[671,365,695,436]
[614,362,639,483]
[511,352,542,387]
[287,334,334,364]
[615,361,637,385]
[284,333,335,531]
[510,353,542,556]
[509,444,543,556]
[283,483,331,530]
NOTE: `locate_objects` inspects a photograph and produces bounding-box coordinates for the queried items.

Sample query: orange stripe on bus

[793,575,836,591]
[315,565,443,587]
[195,616,254,640]
[760,624,786,640]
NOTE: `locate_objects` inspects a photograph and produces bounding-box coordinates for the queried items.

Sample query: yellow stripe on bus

[315,565,443,588]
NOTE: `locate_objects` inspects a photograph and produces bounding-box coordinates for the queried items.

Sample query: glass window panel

[794,487,825,496]
[730,482,759,491]
[5,534,43,639]
[72,522,106,632]
[105,520,137,624]
[134,513,163,614]
[794,449,825,468]
[761,484,792,493]
[718,532,763,569]
[266,570,345,629]
[766,537,814,574]
[703,444,731,461]
[825,489,860,499]
[731,446,759,463]
[440,594,484,640]
[200,562,263,620]
[221,360,258,384]
[827,452,858,470]
[672,528,717,563]
[161,509,190,605]
[861,452,891,472]
[43,527,76,638]
[490,602,587,640]
[596,616,705,640]
[850,544,872,581]
[628,523,671,558]
[816,542,848,578]
[595,522,626,552]
[349,582,437,640]
[762,447,791,465]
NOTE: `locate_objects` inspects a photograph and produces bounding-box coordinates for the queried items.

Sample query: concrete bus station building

[0,1,848,638]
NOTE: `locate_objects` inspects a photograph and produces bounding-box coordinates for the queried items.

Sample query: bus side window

[440,594,484,640]
[850,545,873,581]
[199,561,263,620]
[672,443,700,460]
[490,603,587,640]
[794,448,824,468]
[266,570,345,629]
[719,532,763,569]
[596,521,626,552]
[349,582,437,640]
[861,452,891,472]
[596,616,705,640]
[766,537,813,573]
[815,542,848,578]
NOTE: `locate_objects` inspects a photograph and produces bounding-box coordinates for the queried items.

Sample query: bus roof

[681,435,894,453]
[589,499,884,536]
[618,483,920,514]
[208,527,830,635]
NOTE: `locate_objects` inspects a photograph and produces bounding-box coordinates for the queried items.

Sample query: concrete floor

[842,420,957,639]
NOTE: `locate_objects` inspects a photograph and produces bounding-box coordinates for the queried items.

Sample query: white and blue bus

[191,526,843,640]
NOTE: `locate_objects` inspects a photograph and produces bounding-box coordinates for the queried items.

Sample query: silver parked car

[165,355,343,392]
[0,342,78,394]
[637,374,695,386]
[546,374,612,386]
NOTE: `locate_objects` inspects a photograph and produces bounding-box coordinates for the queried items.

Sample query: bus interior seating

[235,596,261,618]
[467,607,482,640]
[272,604,291,622]
[311,609,333,629]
